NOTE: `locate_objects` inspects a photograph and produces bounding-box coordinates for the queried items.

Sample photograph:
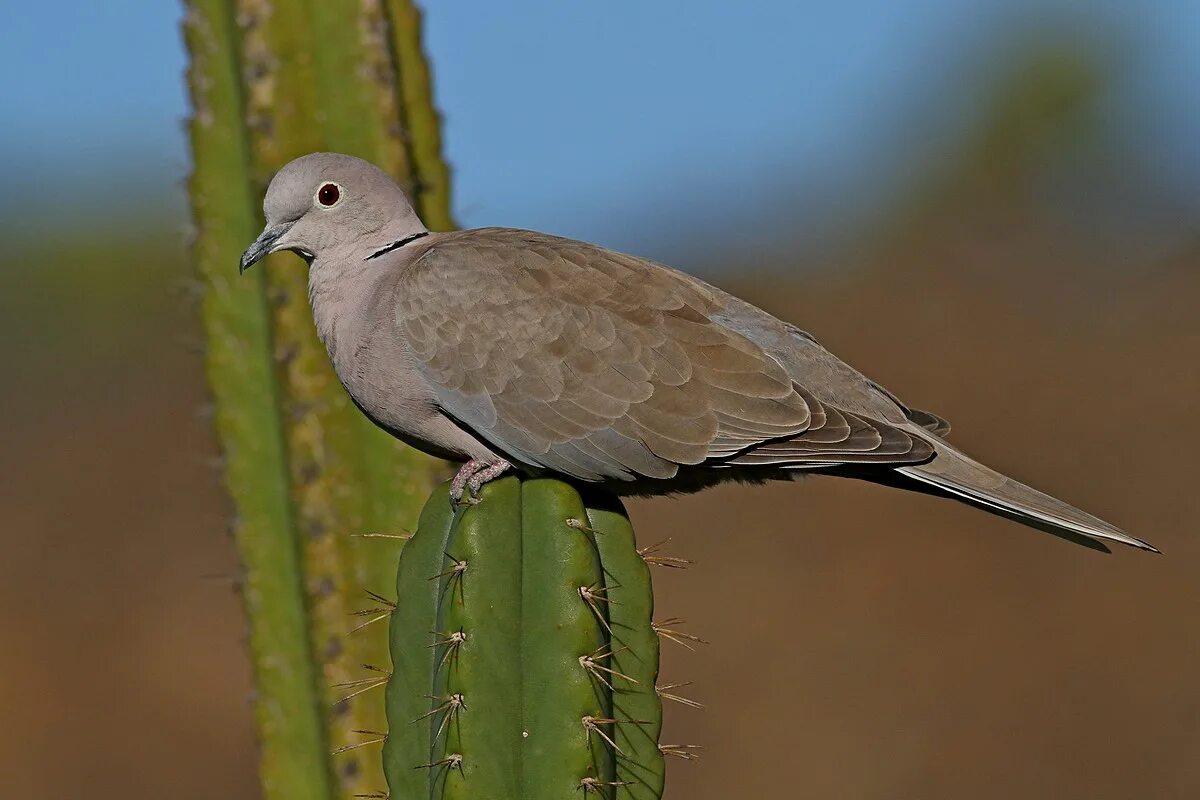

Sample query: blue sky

[2,1,1197,258]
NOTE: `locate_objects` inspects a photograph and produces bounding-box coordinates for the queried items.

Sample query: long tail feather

[896,439,1158,553]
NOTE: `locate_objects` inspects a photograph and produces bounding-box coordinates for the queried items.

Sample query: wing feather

[396,229,934,481]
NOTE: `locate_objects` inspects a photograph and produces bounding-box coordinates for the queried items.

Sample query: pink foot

[449,459,512,506]
[466,460,512,500]
[449,459,480,505]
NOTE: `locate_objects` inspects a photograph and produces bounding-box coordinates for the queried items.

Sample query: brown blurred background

[3,3,1199,799]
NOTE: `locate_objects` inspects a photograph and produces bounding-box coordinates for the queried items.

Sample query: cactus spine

[385,477,668,799]
[184,1,452,797]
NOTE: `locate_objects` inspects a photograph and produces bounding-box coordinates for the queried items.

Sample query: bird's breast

[340,314,443,439]
[308,262,437,437]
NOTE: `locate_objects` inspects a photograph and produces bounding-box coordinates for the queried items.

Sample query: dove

[239,152,1155,553]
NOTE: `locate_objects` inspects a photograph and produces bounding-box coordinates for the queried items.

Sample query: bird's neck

[307,251,378,365]
[362,210,428,257]
[307,218,427,366]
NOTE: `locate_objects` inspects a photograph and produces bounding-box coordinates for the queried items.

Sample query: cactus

[384,476,668,799]
[184,1,452,797]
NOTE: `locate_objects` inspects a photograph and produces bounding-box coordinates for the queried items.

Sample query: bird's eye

[316,182,341,207]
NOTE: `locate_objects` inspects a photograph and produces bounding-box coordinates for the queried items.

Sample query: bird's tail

[896,437,1158,553]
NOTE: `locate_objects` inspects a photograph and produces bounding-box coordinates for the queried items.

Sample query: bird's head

[239,152,426,273]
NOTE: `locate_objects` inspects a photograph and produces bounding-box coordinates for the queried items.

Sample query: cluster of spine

[184,2,452,798]
[382,477,693,799]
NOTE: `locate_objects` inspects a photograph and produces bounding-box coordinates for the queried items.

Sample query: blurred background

[2,1,1198,798]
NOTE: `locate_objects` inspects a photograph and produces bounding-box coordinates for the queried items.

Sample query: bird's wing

[395,228,933,481]
[905,408,952,436]
[862,378,951,436]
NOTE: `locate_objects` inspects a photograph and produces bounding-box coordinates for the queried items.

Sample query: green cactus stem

[384,477,667,799]
[184,1,453,797]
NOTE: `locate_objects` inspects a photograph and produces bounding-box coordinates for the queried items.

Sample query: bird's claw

[449,459,479,507]
[449,459,512,507]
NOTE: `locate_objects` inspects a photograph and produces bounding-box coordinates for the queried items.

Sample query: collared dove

[240,152,1154,553]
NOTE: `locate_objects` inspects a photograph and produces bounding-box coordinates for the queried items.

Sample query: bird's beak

[239,221,295,273]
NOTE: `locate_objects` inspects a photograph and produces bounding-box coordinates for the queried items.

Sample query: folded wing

[396,229,934,481]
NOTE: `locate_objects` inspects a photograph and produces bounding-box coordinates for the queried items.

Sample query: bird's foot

[449,459,480,506]
[449,459,512,506]
[466,460,511,500]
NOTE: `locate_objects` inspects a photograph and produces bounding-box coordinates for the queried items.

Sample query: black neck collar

[365,231,429,261]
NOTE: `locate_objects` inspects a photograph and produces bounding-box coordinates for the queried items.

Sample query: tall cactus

[184,1,452,797]
[384,477,668,799]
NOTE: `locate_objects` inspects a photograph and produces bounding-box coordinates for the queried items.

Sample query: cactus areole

[384,476,667,799]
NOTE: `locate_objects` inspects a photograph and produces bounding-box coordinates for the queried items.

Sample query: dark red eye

[317,183,340,206]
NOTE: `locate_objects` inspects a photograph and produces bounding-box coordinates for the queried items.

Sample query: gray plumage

[240,152,1155,553]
